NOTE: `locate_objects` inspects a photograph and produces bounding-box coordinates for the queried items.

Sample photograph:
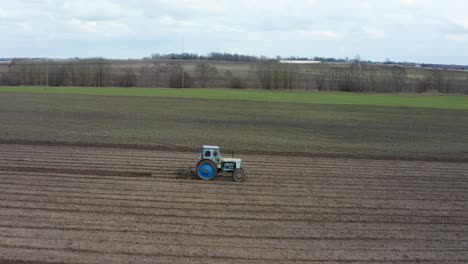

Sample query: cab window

[204,150,211,157]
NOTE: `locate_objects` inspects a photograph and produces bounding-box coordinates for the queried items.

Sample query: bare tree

[432,69,450,94]
[3,60,22,85]
[415,69,450,94]
[10,60,43,86]
[66,59,110,87]
[223,70,245,88]
[93,59,110,87]
[328,67,341,92]
[391,66,407,92]
[284,64,299,90]
[76,61,94,87]
[48,63,69,86]
[350,55,364,92]
[195,63,218,88]
[117,67,137,87]
[465,77,468,94]
[64,60,97,87]
[339,71,355,92]
[256,59,275,89]
[224,70,233,79]
[139,63,163,87]
[416,77,431,93]
[314,65,328,91]
[367,68,378,92]
[167,63,191,88]
[256,60,299,90]
[67,61,79,86]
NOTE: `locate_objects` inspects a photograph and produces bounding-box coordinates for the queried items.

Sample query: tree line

[144,52,260,62]
[0,59,224,89]
[143,52,353,63]
[0,58,466,94]
[254,59,461,94]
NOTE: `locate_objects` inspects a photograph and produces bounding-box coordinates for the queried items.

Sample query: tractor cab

[201,145,221,166]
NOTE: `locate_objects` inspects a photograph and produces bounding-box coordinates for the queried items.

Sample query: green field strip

[1,86,467,110]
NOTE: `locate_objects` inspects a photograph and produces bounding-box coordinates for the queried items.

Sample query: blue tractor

[195,145,246,182]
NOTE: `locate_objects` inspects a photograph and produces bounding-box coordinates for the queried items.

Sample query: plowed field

[1,143,467,263]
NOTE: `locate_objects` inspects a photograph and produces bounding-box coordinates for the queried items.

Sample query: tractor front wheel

[196,160,217,181]
[233,169,246,182]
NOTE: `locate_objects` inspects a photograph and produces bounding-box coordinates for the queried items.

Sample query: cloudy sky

[1,0,468,64]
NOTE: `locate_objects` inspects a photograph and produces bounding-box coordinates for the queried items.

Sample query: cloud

[0,0,467,64]
[446,33,468,42]
[60,1,125,21]
[361,27,385,38]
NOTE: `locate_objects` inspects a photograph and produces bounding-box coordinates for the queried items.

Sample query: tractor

[193,145,246,182]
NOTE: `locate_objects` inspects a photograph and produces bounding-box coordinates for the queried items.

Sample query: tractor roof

[203,145,220,149]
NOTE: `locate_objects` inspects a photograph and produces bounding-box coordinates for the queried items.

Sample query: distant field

[1,86,468,110]
[1,90,467,161]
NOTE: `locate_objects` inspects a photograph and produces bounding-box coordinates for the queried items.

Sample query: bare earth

[0,143,467,263]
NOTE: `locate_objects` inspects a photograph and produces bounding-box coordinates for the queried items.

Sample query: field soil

[1,91,467,263]
[1,143,467,263]
[1,92,468,161]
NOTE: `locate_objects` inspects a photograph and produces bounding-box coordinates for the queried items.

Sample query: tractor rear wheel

[196,160,217,181]
[233,169,246,182]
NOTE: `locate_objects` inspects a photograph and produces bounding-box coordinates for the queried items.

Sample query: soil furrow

[1,143,467,263]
